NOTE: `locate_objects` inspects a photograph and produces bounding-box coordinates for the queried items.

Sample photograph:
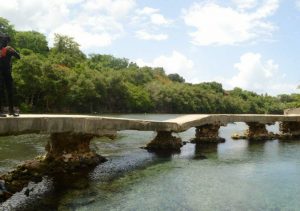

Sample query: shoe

[0,113,6,117]
[8,112,19,117]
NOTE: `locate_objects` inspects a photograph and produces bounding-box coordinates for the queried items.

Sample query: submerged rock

[0,180,12,202]
[193,154,207,160]
[232,133,247,140]
[0,152,107,202]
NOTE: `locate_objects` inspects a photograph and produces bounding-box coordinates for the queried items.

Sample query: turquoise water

[1,115,300,210]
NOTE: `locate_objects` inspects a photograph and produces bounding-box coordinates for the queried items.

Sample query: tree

[13,53,45,110]
[0,17,16,44]
[167,73,185,83]
[126,83,153,112]
[15,31,49,54]
[88,54,129,70]
[50,34,85,67]
[42,63,74,112]
[69,67,104,113]
[1,16,294,115]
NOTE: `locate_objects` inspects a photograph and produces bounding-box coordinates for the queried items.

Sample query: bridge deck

[0,114,300,135]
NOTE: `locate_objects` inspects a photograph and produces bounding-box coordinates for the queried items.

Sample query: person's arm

[7,46,20,59]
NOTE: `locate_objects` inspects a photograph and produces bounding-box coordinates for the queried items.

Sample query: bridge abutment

[145,131,182,152]
[191,124,225,143]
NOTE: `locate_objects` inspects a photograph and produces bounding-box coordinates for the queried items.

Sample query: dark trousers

[0,69,14,113]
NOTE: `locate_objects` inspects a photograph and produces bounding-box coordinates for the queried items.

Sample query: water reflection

[194,143,218,160]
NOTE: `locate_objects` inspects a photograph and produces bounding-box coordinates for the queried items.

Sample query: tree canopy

[0,17,298,114]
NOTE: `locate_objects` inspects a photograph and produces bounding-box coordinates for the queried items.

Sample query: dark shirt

[0,46,20,71]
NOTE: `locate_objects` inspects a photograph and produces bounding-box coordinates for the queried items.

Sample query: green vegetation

[1,18,299,114]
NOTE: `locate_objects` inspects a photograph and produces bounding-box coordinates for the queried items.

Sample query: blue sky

[0,0,299,95]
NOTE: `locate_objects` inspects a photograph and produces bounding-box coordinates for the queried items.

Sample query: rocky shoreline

[0,152,106,202]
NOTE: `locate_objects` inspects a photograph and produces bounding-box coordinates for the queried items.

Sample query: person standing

[0,35,20,117]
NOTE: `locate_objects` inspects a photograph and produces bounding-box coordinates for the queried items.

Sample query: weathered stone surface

[0,115,179,135]
[279,121,300,139]
[231,133,247,140]
[46,133,91,158]
[191,124,225,143]
[0,114,300,136]
[0,154,106,201]
[244,122,275,141]
[145,131,182,152]
[231,122,300,141]
[167,114,300,132]
[0,180,12,202]
[0,132,107,201]
[45,132,107,169]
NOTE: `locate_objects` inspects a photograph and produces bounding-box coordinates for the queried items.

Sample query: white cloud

[150,14,171,25]
[82,0,136,18]
[135,30,168,41]
[136,7,159,15]
[0,0,136,50]
[133,6,172,41]
[0,0,70,32]
[136,51,195,81]
[222,52,297,95]
[183,0,279,46]
[49,24,115,50]
[134,7,171,25]
[232,0,258,10]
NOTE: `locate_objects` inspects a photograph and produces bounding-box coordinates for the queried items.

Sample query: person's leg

[4,71,18,116]
[0,71,6,117]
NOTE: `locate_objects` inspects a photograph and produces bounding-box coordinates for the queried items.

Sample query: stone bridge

[0,114,300,156]
[1,113,300,197]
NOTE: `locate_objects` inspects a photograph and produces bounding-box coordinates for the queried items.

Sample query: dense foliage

[0,18,299,114]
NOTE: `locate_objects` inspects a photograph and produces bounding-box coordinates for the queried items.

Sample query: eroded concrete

[0,114,300,135]
[245,122,275,141]
[145,131,182,152]
[191,124,225,143]
[279,121,300,139]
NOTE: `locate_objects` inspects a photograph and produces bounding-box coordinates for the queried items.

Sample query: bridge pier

[45,132,106,166]
[246,122,270,140]
[279,121,300,139]
[191,124,225,143]
[145,131,182,152]
[233,122,276,141]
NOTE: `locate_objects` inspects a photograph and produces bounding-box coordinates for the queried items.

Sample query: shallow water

[1,114,300,210]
